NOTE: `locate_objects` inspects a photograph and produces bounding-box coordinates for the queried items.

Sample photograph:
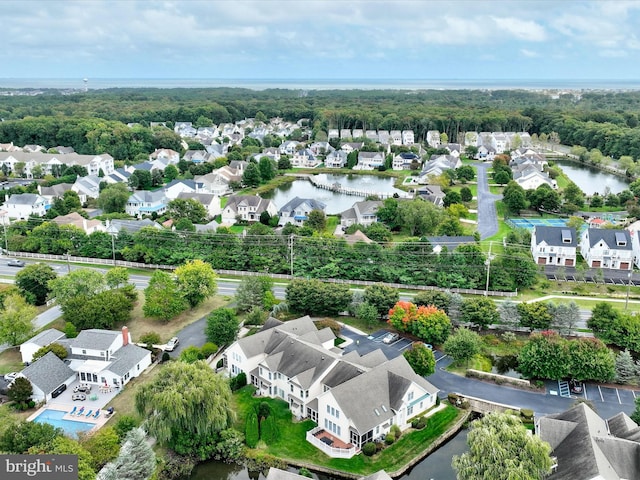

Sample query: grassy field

[233,386,462,476]
[0,348,23,376]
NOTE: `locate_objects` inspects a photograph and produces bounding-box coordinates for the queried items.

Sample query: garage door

[538,257,546,265]
[621,262,630,270]
[592,261,601,267]
[565,259,574,266]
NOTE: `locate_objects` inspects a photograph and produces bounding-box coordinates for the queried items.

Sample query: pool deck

[28,403,114,434]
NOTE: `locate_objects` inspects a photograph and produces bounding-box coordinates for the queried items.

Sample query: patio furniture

[89,394,98,401]
[76,407,85,416]
[85,409,93,418]
[93,410,100,419]
[320,437,334,446]
[69,406,77,415]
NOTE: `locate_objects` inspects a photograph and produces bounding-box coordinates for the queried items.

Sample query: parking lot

[553,380,639,406]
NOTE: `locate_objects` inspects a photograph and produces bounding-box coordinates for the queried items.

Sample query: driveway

[475,163,502,239]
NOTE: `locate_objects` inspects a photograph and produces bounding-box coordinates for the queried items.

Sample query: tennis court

[508,218,569,230]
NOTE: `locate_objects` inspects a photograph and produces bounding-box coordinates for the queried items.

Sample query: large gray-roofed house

[531,226,578,267]
[278,197,327,226]
[71,329,121,352]
[580,228,634,270]
[19,352,75,403]
[107,343,152,376]
[105,218,162,234]
[20,328,65,364]
[538,403,640,480]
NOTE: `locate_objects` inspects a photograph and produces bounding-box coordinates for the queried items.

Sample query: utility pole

[626,270,633,310]
[111,234,116,266]
[289,234,295,277]
[484,241,494,296]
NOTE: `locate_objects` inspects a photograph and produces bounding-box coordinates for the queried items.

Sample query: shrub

[257,402,271,419]
[161,352,171,362]
[520,409,534,421]
[140,332,161,346]
[230,372,247,391]
[243,451,287,473]
[113,415,140,441]
[299,468,313,478]
[245,411,259,448]
[260,415,278,444]
[362,442,377,456]
[411,416,427,429]
[390,424,401,439]
[448,393,460,405]
[314,318,342,336]
[200,342,218,357]
[27,400,35,409]
[158,452,196,480]
[384,433,395,445]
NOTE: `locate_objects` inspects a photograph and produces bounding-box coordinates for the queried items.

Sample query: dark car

[7,259,25,267]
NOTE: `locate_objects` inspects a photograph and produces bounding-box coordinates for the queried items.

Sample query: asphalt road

[475,162,502,239]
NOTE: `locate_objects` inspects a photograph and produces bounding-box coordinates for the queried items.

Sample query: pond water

[190,429,469,480]
[261,174,404,214]
[553,159,629,195]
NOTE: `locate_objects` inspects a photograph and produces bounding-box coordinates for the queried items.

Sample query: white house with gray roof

[19,352,76,403]
[580,228,633,270]
[4,193,49,219]
[20,328,65,364]
[224,316,438,457]
[278,197,326,226]
[340,200,382,227]
[126,190,169,218]
[531,226,577,266]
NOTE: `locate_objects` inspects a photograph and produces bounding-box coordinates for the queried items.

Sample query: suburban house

[125,190,169,218]
[355,152,385,170]
[224,316,439,458]
[340,200,383,227]
[392,152,420,171]
[176,192,221,218]
[105,218,162,234]
[291,149,320,168]
[105,167,132,185]
[426,131,441,148]
[20,328,65,364]
[221,195,277,224]
[278,197,327,226]
[580,228,633,270]
[530,226,578,266]
[72,174,101,203]
[537,403,640,479]
[37,183,73,204]
[183,150,209,164]
[52,212,106,235]
[4,193,49,219]
[325,150,348,168]
[149,148,180,164]
[476,145,496,160]
[163,179,203,200]
[401,130,415,145]
[512,165,557,190]
[19,352,76,403]
[195,172,233,196]
[0,152,114,178]
[415,185,445,207]
[419,155,461,182]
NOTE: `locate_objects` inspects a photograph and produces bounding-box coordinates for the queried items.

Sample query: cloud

[520,49,539,58]
[491,17,547,41]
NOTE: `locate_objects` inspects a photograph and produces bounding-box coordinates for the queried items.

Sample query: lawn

[0,348,23,376]
[104,362,164,421]
[232,386,462,476]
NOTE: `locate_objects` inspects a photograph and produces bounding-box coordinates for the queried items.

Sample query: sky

[3,0,640,81]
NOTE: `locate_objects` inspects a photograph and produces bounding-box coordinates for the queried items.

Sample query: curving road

[476,163,502,239]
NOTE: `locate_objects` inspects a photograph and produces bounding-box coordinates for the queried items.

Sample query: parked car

[382,332,400,344]
[4,372,19,382]
[569,379,583,394]
[7,259,25,267]
[165,337,179,352]
[72,393,86,401]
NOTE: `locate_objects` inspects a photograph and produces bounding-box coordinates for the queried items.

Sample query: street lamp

[626,270,633,310]
[484,241,494,296]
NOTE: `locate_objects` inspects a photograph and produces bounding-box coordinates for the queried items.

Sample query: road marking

[583,383,588,400]
[597,385,604,402]
[616,388,622,404]
[435,354,447,363]
[633,390,637,399]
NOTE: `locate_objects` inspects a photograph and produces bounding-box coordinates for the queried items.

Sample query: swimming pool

[33,409,95,437]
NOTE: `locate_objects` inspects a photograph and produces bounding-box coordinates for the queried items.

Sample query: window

[408,391,414,401]
[82,349,86,355]
[407,405,414,416]
[327,405,330,414]
[290,385,294,392]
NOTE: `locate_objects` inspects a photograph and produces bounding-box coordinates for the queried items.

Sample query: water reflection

[553,159,629,195]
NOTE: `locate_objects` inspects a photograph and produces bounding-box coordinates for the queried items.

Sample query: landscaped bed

[233,386,463,476]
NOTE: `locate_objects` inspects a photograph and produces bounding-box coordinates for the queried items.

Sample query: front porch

[306,426,358,458]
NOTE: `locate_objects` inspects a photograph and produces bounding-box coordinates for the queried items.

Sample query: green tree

[8,377,33,404]
[83,426,120,471]
[460,297,499,330]
[135,361,234,458]
[97,183,130,214]
[242,162,261,187]
[460,186,473,202]
[518,331,570,380]
[501,181,527,214]
[63,288,136,330]
[363,284,400,319]
[235,276,274,312]
[206,308,239,346]
[15,263,57,305]
[97,428,156,480]
[104,267,130,289]
[305,209,327,232]
[403,343,436,376]
[0,293,37,345]
[175,259,217,308]
[497,300,521,328]
[452,412,553,480]
[29,436,96,480]
[517,302,553,331]
[48,269,106,306]
[258,157,276,181]
[168,198,208,224]
[398,199,443,236]
[0,420,63,453]
[164,164,179,182]
[32,342,68,361]
[443,327,482,367]
[413,290,451,313]
[356,302,379,327]
[143,270,187,321]
[631,397,640,424]
[286,279,352,316]
[615,349,637,384]
[568,337,615,383]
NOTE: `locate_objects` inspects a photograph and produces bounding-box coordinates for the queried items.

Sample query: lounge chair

[85,409,93,418]
[76,407,85,416]
[69,406,77,415]
[93,410,100,419]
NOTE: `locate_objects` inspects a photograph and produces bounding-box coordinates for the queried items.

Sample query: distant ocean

[2,78,640,91]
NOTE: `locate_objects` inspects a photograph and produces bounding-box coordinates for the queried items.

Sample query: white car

[165,337,179,351]
[4,372,19,383]
[382,332,399,344]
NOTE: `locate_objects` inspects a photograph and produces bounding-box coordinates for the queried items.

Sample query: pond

[189,428,469,480]
[553,159,629,195]
[261,174,404,214]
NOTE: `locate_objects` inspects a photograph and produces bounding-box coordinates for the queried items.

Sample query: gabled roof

[106,218,161,233]
[128,190,167,203]
[107,344,150,376]
[584,228,632,250]
[426,236,476,250]
[23,328,65,348]
[278,197,326,214]
[71,329,120,351]
[21,352,74,395]
[533,226,577,248]
[7,193,45,205]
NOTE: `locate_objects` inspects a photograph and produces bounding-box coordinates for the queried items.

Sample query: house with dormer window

[531,226,578,266]
[580,228,633,270]
[224,316,438,458]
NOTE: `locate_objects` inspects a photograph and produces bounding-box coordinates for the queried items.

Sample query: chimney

[122,326,129,346]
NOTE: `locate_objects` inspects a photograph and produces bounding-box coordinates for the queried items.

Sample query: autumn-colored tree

[388,301,451,344]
